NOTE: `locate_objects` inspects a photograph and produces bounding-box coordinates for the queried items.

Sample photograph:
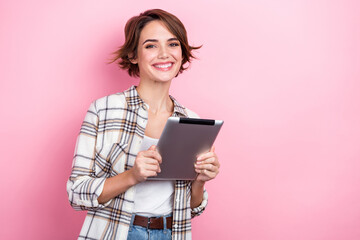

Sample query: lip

[152,62,174,71]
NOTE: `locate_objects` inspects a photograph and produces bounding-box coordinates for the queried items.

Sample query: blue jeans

[127,214,172,240]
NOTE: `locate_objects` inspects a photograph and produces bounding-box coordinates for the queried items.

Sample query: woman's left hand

[194,146,220,183]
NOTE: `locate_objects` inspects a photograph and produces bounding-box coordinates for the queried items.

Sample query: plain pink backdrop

[1,0,359,239]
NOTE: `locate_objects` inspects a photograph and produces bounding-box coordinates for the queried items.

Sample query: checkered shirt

[67,85,208,240]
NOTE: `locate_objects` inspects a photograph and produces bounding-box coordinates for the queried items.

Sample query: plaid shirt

[67,85,208,240]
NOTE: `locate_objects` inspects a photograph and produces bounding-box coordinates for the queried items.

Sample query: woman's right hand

[130,145,162,184]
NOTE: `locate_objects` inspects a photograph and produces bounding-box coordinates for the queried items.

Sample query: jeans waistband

[130,214,173,230]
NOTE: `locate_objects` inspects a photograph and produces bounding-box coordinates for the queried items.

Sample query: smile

[152,62,174,71]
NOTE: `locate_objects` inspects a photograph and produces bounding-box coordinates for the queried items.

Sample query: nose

[158,45,169,59]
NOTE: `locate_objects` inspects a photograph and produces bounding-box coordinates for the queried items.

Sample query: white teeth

[154,63,172,68]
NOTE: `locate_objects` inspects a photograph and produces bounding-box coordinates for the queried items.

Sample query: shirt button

[175,199,179,202]
[173,224,178,228]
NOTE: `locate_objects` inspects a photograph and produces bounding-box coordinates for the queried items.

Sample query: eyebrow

[142,38,179,45]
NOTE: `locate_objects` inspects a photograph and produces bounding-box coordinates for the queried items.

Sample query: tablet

[148,117,224,180]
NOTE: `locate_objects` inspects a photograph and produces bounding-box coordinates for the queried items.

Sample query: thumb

[210,145,215,152]
[149,145,157,151]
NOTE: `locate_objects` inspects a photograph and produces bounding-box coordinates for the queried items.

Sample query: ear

[128,53,137,64]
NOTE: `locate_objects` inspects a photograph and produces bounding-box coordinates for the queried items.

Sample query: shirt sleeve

[191,188,208,218]
[66,101,111,211]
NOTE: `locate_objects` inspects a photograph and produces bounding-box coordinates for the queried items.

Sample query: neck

[136,80,174,115]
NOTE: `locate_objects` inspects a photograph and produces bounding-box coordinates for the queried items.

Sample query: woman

[67,9,220,240]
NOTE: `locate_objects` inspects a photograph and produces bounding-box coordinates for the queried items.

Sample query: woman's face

[131,20,182,83]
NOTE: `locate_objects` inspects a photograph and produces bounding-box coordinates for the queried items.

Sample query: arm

[67,103,163,209]
[96,170,137,204]
[190,146,220,209]
[97,145,162,204]
[184,109,220,213]
[66,102,106,210]
[190,180,205,208]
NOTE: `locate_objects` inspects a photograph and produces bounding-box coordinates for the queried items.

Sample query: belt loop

[163,215,167,230]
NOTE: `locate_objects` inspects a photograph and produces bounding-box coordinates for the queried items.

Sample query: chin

[153,77,173,83]
[152,72,178,82]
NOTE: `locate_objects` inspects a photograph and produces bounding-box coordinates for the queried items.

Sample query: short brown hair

[111,9,201,77]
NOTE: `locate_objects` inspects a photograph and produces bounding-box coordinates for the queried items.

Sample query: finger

[195,168,216,178]
[197,152,216,161]
[144,163,161,173]
[196,157,217,165]
[142,150,162,163]
[149,145,157,151]
[135,157,160,169]
[210,145,215,152]
[136,160,161,174]
[148,145,162,163]
[140,158,161,167]
[145,158,161,172]
[194,163,218,173]
[143,169,159,177]
[195,168,211,175]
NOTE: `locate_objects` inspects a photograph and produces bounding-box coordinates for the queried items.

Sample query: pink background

[1,0,359,239]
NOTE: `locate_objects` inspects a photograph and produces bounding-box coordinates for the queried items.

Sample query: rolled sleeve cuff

[92,177,112,208]
[191,189,208,217]
[71,177,112,210]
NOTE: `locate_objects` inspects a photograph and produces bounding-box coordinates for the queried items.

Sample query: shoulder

[90,91,127,114]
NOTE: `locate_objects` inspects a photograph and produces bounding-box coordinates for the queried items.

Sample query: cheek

[169,48,182,60]
[176,50,183,60]
[137,49,155,62]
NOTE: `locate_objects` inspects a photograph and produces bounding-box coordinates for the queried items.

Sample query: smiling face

[130,20,183,83]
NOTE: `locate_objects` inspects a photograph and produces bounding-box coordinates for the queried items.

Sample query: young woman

[67,9,220,240]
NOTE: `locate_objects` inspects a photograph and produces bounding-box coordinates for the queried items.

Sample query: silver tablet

[149,117,224,180]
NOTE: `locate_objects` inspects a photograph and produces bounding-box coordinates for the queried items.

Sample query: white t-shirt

[133,135,175,217]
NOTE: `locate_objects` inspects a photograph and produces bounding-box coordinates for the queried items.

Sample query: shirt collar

[169,95,188,117]
[124,85,188,117]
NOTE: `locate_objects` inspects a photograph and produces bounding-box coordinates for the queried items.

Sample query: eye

[169,42,180,47]
[145,44,156,49]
